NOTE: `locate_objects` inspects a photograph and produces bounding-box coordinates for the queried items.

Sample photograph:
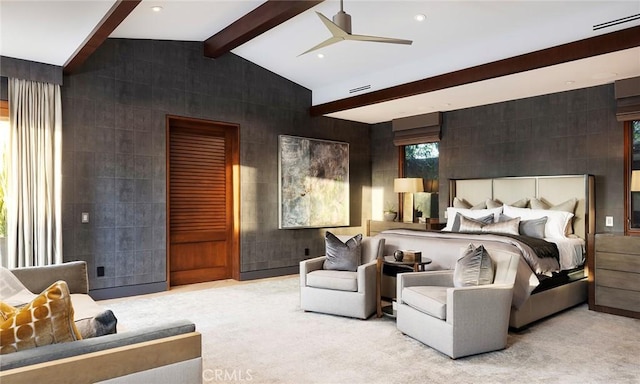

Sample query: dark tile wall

[62,39,371,295]
[0,56,63,85]
[371,84,623,233]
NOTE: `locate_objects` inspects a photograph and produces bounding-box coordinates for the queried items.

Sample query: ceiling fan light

[151,6,163,12]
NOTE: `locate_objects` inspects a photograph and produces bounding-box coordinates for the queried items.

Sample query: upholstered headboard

[449,175,595,239]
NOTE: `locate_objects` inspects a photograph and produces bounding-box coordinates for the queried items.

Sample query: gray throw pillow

[75,309,118,339]
[453,244,495,287]
[530,197,577,213]
[451,213,494,232]
[499,214,547,238]
[323,232,362,272]
[519,216,547,238]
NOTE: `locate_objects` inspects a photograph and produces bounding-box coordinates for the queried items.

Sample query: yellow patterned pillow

[0,280,82,355]
[0,301,17,321]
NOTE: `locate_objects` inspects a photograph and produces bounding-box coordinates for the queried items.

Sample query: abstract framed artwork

[278,135,349,229]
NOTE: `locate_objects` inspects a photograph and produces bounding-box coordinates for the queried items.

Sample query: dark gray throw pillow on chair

[453,244,495,287]
[323,232,362,272]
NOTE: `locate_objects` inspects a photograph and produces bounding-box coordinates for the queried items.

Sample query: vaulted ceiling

[1,0,639,123]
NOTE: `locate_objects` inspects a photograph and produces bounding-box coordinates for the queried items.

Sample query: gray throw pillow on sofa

[75,309,118,339]
[453,244,495,287]
[323,232,362,272]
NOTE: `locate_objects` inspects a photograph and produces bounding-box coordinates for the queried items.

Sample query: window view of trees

[404,142,439,180]
[404,143,439,219]
[630,121,640,229]
[0,120,7,238]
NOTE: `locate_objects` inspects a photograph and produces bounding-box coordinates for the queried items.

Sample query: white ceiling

[1,0,639,124]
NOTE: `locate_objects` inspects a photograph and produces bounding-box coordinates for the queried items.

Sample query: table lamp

[394,178,424,223]
[631,170,640,192]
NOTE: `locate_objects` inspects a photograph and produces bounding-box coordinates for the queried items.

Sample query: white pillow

[502,205,574,239]
[443,206,503,231]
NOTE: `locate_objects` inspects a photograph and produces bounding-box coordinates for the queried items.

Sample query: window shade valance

[392,112,441,146]
[615,76,640,122]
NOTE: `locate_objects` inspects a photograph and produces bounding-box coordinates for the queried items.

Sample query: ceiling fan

[299,0,413,56]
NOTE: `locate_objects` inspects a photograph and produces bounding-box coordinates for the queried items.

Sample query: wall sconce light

[394,178,424,223]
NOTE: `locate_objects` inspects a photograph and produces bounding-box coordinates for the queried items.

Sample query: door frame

[166,115,240,287]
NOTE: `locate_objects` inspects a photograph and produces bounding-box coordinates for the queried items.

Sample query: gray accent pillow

[487,198,528,209]
[451,213,494,232]
[459,215,520,235]
[454,244,495,287]
[453,197,486,210]
[530,197,577,213]
[75,310,118,339]
[499,214,547,238]
[519,216,548,238]
[510,198,530,208]
[323,232,362,272]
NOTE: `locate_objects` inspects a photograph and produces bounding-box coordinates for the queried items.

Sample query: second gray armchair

[395,246,520,359]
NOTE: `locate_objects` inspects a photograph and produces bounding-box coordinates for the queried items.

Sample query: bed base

[509,277,588,330]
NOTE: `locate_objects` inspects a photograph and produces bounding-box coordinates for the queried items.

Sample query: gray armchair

[396,248,520,359]
[300,236,385,319]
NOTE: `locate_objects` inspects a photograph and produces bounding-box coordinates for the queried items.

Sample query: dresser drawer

[595,269,640,291]
[595,235,640,254]
[596,252,640,274]
[595,286,640,313]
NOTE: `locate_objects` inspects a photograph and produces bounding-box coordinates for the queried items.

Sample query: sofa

[0,261,202,384]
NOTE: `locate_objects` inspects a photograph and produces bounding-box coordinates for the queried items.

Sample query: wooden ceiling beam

[64,0,141,75]
[310,25,640,117]
[204,0,324,59]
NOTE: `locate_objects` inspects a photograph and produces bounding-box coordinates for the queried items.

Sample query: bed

[377,174,595,329]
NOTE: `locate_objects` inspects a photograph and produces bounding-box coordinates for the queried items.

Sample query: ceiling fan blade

[316,12,348,38]
[346,34,413,45]
[298,36,344,56]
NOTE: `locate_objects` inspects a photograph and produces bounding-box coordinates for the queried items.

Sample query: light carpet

[101,276,640,384]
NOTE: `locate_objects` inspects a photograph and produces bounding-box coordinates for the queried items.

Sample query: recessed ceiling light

[565,80,575,85]
[317,53,325,59]
[151,6,163,12]
[414,14,426,22]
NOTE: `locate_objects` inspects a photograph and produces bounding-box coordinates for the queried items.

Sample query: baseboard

[90,282,167,300]
[240,266,298,281]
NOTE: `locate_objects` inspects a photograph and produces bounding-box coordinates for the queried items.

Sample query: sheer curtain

[7,78,62,267]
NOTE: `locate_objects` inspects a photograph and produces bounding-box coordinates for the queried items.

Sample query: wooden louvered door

[167,116,239,286]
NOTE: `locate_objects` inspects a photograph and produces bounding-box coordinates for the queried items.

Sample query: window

[403,142,439,218]
[627,120,640,234]
[0,100,7,239]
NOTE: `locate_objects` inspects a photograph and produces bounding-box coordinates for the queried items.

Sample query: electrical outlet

[81,212,89,223]
[304,248,310,256]
[605,216,613,227]
[97,266,105,277]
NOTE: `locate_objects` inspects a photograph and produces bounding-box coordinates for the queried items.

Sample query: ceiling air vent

[349,85,371,94]
[593,13,640,31]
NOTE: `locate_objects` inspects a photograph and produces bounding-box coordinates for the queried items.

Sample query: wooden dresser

[591,234,640,319]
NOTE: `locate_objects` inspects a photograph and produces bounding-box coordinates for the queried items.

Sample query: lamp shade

[394,178,424,193]
[631,170,640,192]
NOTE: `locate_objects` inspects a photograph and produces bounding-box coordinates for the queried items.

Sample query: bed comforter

[376,229,563,308]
